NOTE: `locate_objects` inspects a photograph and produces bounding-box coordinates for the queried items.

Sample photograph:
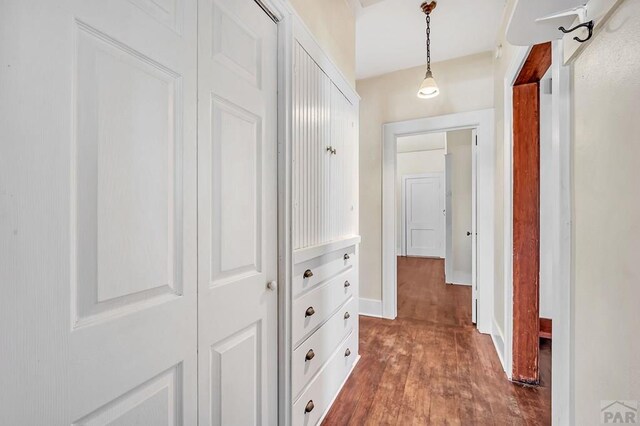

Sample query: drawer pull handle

[344,280,351,288]
[305,349,315,361]
[305,306,315,317]
[345,348,351,357]
[344,312,351,320]
[303,269,313,279]
[344,253,350,260]
[305,400,315,413]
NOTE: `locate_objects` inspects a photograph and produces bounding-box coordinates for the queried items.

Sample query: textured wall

[572,1,640,422]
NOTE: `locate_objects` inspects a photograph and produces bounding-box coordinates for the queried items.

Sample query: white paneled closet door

[197,0,278,424]
[1,0,198,424]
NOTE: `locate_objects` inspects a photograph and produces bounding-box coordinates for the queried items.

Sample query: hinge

[475,135,478,146]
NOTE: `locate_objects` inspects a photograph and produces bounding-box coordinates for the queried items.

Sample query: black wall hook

[559,20,594,43]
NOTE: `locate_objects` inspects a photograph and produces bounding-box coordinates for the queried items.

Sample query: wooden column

[510,41,550,385]
[512,82,541,384]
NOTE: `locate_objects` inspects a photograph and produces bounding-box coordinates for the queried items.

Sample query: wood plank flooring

[322,257,551,425]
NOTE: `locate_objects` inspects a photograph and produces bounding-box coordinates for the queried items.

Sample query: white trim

[444,153,453,282]
[273,2,294,425]
[491,318,506,372]
[550,39,573,426]
[449,271,472,286]
[359,298,383,318]
[401,172,445,259]
[382,109,495,334]
[502,44,531,382]
[502,41,573,426]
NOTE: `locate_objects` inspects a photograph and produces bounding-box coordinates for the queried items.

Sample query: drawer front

[293,245,356,298]
[292,269,355,347]
[292,330,358,426]
[292,297,356,398]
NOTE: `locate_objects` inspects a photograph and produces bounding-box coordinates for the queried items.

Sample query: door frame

[502,41,573,424]
[381,109,495,333]
[401,172,445,258]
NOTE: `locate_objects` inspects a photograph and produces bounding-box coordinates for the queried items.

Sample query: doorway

[381,109,495,334]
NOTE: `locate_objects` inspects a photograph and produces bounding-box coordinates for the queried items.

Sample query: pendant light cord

[426,12,431,72]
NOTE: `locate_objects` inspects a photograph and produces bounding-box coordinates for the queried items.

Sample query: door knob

[305,306,315,317]
[467,231,472,236]
[303,269,313,279]
[266,281,277,291]
[305,400,315,413]
[344,312,351,320]
[345,348,351,357]
[305,349,315,361]
[344,253,350,260]
[344,280,351,288]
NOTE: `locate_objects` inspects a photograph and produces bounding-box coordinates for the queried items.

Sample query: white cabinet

[285,29,360,426]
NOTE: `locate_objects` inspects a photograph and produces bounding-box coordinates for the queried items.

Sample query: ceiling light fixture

[417,1,439,99]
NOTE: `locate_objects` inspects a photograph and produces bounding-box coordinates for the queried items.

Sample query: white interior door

[471,129,478,324]
[1,0,198,423]
[404,173,444,258]
[197,0,278,424]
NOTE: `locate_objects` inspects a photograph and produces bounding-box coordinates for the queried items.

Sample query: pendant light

[418,1,440,99]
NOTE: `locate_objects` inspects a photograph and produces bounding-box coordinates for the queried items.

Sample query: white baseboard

[491,318,506,372]
[359,298,383,318]
[448,270,472,286]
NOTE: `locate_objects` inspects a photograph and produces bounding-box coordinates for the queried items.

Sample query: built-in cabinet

[285,31,361,425]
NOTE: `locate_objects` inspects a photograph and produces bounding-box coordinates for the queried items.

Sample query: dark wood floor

[322,257,551,425]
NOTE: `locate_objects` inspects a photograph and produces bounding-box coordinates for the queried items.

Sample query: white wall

[447,129,473,284]
[358,52,494,300]
[396,146,446,253]
[572,1,640,422]
[287,0,356,86]
[539,73,553,319]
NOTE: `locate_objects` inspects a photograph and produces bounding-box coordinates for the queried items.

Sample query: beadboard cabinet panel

[292,42,358,250]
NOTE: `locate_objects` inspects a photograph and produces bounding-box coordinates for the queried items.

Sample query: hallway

[323,257,551,425]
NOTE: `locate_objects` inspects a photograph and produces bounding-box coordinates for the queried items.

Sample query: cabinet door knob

[344,280,351,288]
[305,349,315,361]
[266,281,277,291]
[303,269,313,279]
[345,348,351,357]
[344,312,351,320]
[344,253,350,260]
[305,400,315,413]
[305,306,315,317]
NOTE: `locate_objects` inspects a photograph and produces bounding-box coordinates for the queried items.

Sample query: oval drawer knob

[344,253,350,260]
[305,306,315,317]
[305,349,315,361]
[345,348,351,357]
[344,280,351,288]
[303,269,313,279]
[305,400,315,414]
[344,311,351,320]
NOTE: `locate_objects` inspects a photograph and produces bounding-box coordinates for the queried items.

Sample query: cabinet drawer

[292,297,356,399]
[293,245,356,299]
[292,330,357,426]
[292,269,355,347]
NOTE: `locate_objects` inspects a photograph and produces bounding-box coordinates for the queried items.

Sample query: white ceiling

[355,0,507,79]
